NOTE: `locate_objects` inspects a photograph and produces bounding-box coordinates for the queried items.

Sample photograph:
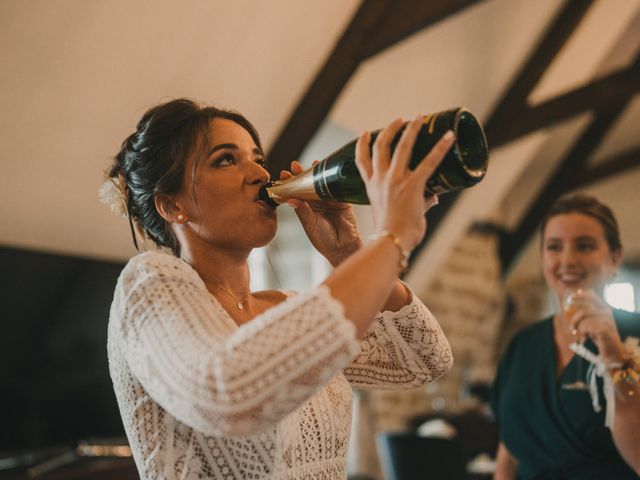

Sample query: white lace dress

[108,251,453,479]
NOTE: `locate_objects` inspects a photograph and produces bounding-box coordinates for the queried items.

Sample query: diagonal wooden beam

[571,146,640,189]
[500,102,629,272]
[490,57,640,148]
[484,0,595,143]
[266,0,484,176]
[266,0,392,176]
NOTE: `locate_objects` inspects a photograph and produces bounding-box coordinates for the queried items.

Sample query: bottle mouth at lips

[258,183,280,208]
[259,164,322,206]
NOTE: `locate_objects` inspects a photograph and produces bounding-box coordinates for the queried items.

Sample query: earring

[177,214,184,222]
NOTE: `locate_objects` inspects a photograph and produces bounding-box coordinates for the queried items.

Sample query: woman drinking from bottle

[102,98,454,479]
[491,194,640,479]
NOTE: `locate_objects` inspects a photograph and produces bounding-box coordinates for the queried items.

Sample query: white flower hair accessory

[98,174,129,218]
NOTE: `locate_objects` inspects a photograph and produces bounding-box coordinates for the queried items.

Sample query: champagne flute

[561,288,590,390]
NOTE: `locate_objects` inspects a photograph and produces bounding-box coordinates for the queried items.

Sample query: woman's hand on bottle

[282,161,363,267]
[568,289,625,364]
[355,115,454,252]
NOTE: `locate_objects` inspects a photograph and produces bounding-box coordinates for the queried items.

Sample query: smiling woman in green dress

[491,194,640,480]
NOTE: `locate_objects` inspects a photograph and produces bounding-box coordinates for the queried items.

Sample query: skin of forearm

[329,241,412,313]
[612,383,640,474]
[323,237,405,338]
[380,279,413,312]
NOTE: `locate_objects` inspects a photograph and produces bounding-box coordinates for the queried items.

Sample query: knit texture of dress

[108,251,453,479]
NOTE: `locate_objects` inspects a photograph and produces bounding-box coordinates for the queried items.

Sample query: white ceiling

[1,0,639,269]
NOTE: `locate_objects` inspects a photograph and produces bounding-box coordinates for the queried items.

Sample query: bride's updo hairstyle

[105,98,262,256]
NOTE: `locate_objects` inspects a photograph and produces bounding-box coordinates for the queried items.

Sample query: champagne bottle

[259,107,488,207]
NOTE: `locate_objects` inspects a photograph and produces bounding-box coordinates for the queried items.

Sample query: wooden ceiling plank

[500,102,629,272]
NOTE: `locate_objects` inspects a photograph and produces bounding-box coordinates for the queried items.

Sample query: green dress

[491,309,640,479]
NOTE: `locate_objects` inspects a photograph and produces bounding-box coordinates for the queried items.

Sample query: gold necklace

[180,259,251,311]
[211,283,250,310]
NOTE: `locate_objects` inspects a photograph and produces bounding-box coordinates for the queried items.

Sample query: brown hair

[107,98,262,255]
[540,193,622,252]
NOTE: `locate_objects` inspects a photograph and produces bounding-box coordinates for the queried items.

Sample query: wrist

[328,238,363,267]
[368,230,412,274]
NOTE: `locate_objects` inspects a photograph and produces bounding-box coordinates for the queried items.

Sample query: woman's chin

[561,280,585,290]
[253,225,278,248]
[557,279,606,298]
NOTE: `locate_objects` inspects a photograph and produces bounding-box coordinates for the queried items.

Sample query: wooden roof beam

[571,147,640,189]
[484,0,595,139]
[491,58,640,148]
[266,0,392,175]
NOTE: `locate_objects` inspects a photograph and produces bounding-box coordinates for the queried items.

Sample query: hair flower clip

[98,174,129,218]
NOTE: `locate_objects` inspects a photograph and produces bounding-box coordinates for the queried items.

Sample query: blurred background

[1,0,639,478]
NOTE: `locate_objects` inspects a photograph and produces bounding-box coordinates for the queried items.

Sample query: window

[604,282,636,312]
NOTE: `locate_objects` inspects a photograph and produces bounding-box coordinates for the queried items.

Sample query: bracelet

[368,230,410,273]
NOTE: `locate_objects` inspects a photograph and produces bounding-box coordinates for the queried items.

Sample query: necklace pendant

[237,303,244,310]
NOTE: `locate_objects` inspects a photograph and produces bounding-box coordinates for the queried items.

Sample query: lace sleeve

[344,291,453,389]
[111,252,359,437]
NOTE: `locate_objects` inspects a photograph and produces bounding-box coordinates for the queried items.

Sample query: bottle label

[313,161,333,201]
